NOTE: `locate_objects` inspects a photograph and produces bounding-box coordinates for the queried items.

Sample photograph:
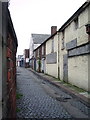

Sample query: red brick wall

[25,49,29,58]
[7,33,17,118]
[24,49,29,68]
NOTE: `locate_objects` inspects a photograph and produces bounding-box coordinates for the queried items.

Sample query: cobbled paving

[16,67,90,119]
[16,67,72,119]
[44,80,90,116]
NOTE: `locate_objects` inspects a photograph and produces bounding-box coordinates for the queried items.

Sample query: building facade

[34,42,46,73]
[24,49,29,68]
[58,1,90,91]
[46,1,90,91]
[46,26,58,78]
[32,1,90,92]
[17,55,24,67]
[29,34,50,59]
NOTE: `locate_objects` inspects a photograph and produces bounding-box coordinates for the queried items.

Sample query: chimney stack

[51,26,57,35]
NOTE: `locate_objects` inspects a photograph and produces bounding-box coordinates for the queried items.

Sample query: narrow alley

[16,67,90,119]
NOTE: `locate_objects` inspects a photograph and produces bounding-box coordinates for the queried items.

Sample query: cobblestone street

[16,67,90,119]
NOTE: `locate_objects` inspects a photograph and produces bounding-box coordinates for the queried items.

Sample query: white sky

[9,0,86,56]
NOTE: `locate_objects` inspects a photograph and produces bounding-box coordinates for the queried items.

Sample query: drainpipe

[0,1,2,119]
[57,32,60,79]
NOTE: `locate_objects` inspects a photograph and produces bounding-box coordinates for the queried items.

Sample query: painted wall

[29,36,34,59]
[41,58,46,73]
[29,36,41,59]
[65,7,88,45]
[59,32,67,81]
[77,7,89,46]
[67,6,90,91]
[34,44,41,50]
[46,34,58,78]
[68,55,89,91]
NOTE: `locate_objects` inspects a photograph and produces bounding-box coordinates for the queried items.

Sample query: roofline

[34,31,57,52]
[8,9,18,47]
[31,33,50,35]
[58,1,90,32]
[31,33,51,44]
[34,1,90,52]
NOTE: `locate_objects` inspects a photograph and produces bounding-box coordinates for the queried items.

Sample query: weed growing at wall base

[16,93,23,99]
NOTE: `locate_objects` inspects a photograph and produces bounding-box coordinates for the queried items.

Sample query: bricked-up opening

[51,26,57,35]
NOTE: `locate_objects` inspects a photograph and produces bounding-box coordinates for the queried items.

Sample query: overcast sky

[9,0,86,56]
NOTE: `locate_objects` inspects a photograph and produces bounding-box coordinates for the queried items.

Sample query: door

[34,58,36,71]
[63,54,68,82]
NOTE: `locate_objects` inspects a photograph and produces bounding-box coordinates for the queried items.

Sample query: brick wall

[34,43,46,72]
[1,3,18,119]
[7,32,17,118]
[24,49,29,68]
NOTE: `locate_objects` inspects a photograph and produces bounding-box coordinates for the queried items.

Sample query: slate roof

[31,34,50,44]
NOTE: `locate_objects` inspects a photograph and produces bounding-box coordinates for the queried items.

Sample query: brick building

[33,44,44,72]
[24,49,29,68]
[0,2,18,119]
[33,26,57,73]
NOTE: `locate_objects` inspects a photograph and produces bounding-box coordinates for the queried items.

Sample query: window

[61,30,65,50]
[51,39,54,53]
[74,17,78,30]
[42,45,44,55]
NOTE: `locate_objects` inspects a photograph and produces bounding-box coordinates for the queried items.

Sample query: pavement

[16,67,90,119]
[0,101,2,120]
[27,68,90,107]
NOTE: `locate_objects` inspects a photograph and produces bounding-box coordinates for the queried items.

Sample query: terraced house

[33,26,57,73]
[29,33,50,69]
[34,37,47,73]
[46,26,58,78]
[58,1,90,92]
[33,1,90,92]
